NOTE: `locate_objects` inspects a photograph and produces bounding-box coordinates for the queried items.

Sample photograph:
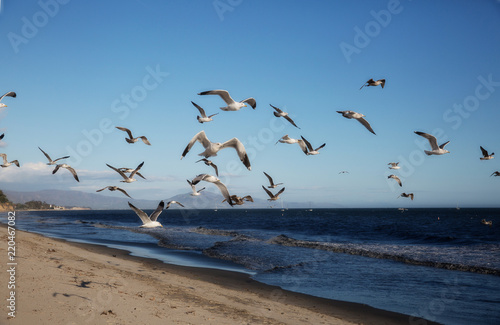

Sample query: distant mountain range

[4,189,342,210]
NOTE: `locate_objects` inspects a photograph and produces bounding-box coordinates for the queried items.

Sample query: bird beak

[243,104,247,107]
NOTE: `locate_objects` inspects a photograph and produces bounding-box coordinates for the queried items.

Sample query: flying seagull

[165,201,185,209]
[480,146,494,160]
[38,147,70,165]
[269,104,300,129]
[337,110,376,135]
[388,162,401,170]
[388,174,402,187]
[222,195,253,205]
[181,130,251,170]
[52,164,79,182]
[118,167,146,179]
[191,101,218,123]
[115,126,151,145]
[276,134,299,145]
[414,131,450,155]
[96,186,132,198]
[263,172,283,189]
[490,171,500,177]
[106,162,144,183]
[399,193,414,200]
[187,179,206,196]
[481,219,493,227]
[0,153,20,168]
[262,186,285,201]
[198,89,256,111]
[339,171,349,174]
[196,158,219,176]
[191,174,233,206]
[360,78,385,90]
[298,136,326,155]
[0,91,16,108]
[128,201,165,228]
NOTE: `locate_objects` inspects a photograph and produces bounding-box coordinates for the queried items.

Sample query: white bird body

[0,153,20,168]
[38,147,70,165]
[415,131,450,155]
[181,131,251,170]
[337,110,376,135]
[191,101,218,123]
[191,174,233,206]
[128,201,165,228]
[107,162,144,183]
[116,127,151,145]
[480,146,494,160]
[298,136,325,155]
[198,89,256,111]
[388,162,401,170]
[276,135,299,144]
[187,179,205,196]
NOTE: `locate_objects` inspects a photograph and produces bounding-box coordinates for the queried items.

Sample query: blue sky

[0,0,499,208]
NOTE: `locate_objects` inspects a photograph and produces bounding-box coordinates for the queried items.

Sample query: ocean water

[2,208,499,325]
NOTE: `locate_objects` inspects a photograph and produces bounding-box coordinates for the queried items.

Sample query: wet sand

[0,225,439,324]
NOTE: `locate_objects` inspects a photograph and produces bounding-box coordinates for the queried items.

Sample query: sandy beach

[0,225,437,325]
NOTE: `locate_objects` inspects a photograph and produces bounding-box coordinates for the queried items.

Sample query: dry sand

[0,225,438,325]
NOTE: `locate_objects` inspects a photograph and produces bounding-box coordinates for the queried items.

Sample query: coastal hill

[3,189,343,210]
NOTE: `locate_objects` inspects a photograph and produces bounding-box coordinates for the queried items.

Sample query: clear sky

[0,0,499,208]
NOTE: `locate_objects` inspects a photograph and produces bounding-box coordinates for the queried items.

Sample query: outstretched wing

[128,202,151,225]
[0,92,16,102]
[300,136,314,152]
[116,126,134,139]
[106,163,129,180]
[38,147,53,163]
[284,115,300,129]
[357,117,376,135]
[262,185,274,199]
[276,187,285,197]
[191,101,207,118]
[480,146,488,157]
[181,130,211,159]
[129,162,145,178]
[415,131,439,150]
[263,172,274,186]
[221,138,251,170]
[116,187,132,198]
[198,89,234,105]
[149,201,165,222]
[269,104,283,114]
[241,98,256,109]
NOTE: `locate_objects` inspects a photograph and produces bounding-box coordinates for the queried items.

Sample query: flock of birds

[0,79,498,227]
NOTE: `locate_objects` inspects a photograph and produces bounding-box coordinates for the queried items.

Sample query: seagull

[52,164,79,182]
[388,174,402,187]
[360,78,385,90]
[263,172,283,189]
[165,201,185,209]
[269,104,300,129]
[481,219,493,226]
[128,201,165,228]
[399,193,414,200]
[0,91,16,108]
[0,153,20,168]
[96,186,132,198]
[490,171,500,177]
[480,146,494,160]
[191,101,218,123]
[38,147,70,165]
[197,89,256,111]
[298,136,326,155]
[191,174,233,206]
[276,134,299,145]
[187,179,206,196]
[414,131,450,155]
[115,127,151,145]
[337,110,376,135]
[388,162,401,170]
[262,186,285,201]
[196,158,219,176]
[181,131,251,170]
[106,162,144,183]
[222,195,253,205]
[339,171,349,174]
[118,168,146,179]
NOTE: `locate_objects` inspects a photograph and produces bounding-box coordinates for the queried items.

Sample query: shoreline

[1,224,441,324]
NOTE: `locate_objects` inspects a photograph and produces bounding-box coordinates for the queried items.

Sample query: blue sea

[2,208,499,325]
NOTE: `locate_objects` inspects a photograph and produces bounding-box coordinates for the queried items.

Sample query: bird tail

[424,150,433,156]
